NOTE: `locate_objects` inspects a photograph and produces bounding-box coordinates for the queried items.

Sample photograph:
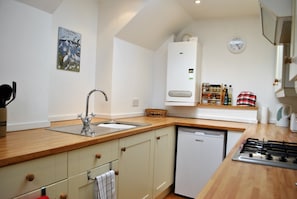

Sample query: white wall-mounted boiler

[165,37,202,106]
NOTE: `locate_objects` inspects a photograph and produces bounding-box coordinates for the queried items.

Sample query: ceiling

[176,0,260,20]
[16,0,260,18]
[16,0,63,13]
[15,0,261,50]
[117,0,261,50]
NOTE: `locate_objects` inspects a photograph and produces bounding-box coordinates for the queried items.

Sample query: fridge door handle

[195,131,223,138]
[195,139,204,142]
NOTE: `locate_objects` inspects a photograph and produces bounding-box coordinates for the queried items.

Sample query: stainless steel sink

[48,120,150,137]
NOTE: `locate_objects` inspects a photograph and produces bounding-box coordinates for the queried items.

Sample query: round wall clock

[227,37,246,54]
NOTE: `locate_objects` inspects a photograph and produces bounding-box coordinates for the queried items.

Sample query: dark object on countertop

[0,81,16,108]
[36,187,50,199]
[223,88,229,105]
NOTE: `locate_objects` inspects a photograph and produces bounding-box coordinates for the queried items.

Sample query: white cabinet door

[274,44,296,97]
[226,131,242,155]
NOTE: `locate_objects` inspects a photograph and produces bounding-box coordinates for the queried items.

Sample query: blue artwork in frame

[57,27,81,72]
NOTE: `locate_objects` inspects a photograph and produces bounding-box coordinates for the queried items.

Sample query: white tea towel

[94,170,116,199]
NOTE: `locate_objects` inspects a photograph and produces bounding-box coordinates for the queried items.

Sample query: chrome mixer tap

[78,89,108,135]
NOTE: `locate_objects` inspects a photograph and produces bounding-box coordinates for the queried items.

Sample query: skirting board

[7,120,50,132]
[167,106,258,123]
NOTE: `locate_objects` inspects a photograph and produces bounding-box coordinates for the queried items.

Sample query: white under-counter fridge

[174,127,226,198]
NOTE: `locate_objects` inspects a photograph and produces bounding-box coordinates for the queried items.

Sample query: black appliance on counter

[0,81,16,108]
[0,81,16,137]
[232,138,297,170]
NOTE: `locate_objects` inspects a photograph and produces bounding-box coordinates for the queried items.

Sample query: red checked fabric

[236,91,256,106]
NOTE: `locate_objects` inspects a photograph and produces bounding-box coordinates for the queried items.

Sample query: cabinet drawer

[68,140,118,176]
[14,179,68,199]
[0,152,67,199]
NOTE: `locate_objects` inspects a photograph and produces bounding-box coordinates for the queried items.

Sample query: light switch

[132,98,139,107]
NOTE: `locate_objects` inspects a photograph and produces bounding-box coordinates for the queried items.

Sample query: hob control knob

[266,153,273,160]
[279,156,287,162]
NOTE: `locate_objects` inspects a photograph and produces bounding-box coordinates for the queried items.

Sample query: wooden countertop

[1,116,297,198]
[0,116,249,167]
[196,123,297,199]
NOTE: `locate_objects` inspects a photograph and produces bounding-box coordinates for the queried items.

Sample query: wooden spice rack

[200,83,223,105]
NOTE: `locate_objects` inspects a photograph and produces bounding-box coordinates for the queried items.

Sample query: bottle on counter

[223,88,229,105]
[228,85,232,105]
[221,84,227,105]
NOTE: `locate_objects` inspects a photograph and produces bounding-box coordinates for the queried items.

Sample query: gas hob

[232,138,297,170]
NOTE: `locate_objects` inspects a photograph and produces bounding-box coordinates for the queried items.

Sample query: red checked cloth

[236,91,256,106]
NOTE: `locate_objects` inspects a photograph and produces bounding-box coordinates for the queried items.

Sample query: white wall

[0,0,51,130]
[190,17,276,109]
[48,0,99,121]
[96,0,146,117]
[0,0,100,130]
[0,0,154,130]
[111,38,153,118]
[152,17,297,123]
[151,36,174,108]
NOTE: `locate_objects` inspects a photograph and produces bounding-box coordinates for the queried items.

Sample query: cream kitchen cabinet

[0,127,175,199]
[118,131,155,199]
[118,127,176,199]
[289,0,297,81]
[0,152,67,199]
[153,126,175,198]
[67,140,119,199]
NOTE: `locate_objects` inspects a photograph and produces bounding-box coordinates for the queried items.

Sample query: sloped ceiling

[116,0,259,50]
[16,0,63,13]
[116,0,193,50]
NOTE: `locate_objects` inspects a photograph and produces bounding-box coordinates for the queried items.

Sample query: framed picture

[57,27,81,72]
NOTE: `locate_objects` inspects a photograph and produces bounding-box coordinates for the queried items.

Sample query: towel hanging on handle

[94,170,116,199]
